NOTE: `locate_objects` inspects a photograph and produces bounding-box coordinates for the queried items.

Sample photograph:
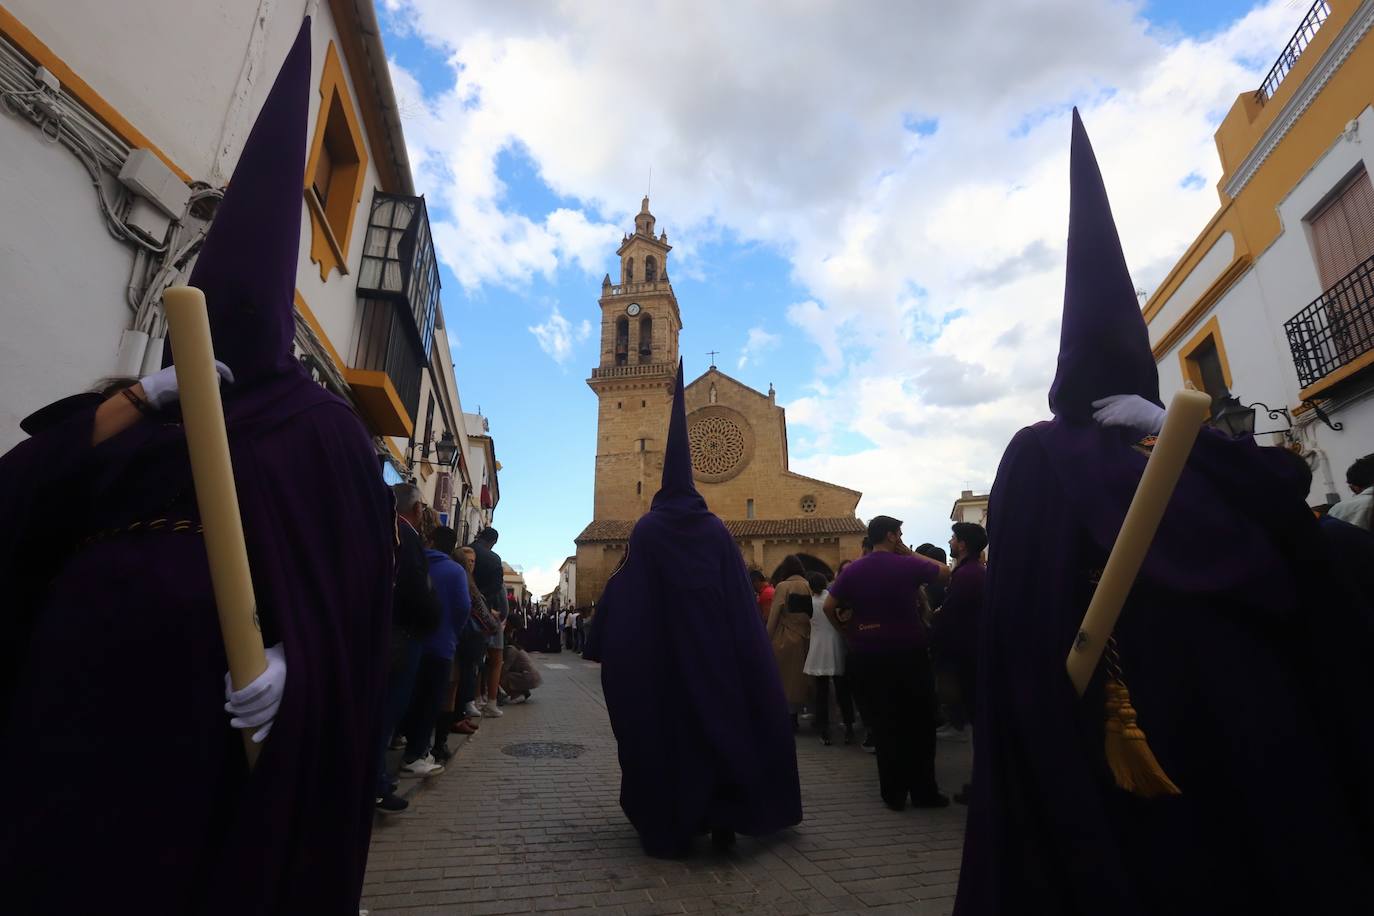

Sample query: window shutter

[1312,170,1374,290]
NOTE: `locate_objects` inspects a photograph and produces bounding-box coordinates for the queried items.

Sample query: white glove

[1091,394,1166,438]
[139,361,235,409]
[224,642,286,743]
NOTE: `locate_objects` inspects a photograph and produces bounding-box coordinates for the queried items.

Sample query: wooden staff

[1066,388,1214,697]
[163,285,267,768]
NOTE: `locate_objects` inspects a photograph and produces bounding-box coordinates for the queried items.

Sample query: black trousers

[849,648,939,804]
[813,675,854,734]
[402,653,450,761]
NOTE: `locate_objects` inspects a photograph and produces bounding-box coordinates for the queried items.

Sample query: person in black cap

[824,515,950,809]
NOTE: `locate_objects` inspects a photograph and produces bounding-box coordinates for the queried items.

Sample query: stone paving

[363,654,971,915]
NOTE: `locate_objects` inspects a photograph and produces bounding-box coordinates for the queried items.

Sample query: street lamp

[1208,388,1295,438]
[435,430,458,467]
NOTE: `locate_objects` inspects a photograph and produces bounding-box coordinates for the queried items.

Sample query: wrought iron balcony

[357,192,441,361]
[1256,0,1331,105]
[352,296,424,429]
[1284,251,1374,390]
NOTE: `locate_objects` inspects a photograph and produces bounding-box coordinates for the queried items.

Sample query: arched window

[638,314,653,363]
[644,255,658,282]
[624,258,634,283]
[615,317,629,366]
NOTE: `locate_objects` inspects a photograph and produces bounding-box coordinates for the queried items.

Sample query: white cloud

[517,559,562,598]
[385,0,1301,538]
[528,306,592,365]
[737,327,781,369]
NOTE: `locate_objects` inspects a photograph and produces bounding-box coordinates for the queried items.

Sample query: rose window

[689,416,747,477]
[800,495,817,514]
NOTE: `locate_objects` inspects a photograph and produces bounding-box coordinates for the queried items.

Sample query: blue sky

[378,0,1299,593]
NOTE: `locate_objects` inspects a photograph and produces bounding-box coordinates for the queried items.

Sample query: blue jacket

[423,549,472,659]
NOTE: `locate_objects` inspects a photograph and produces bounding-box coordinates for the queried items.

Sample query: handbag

[469,588,500,635]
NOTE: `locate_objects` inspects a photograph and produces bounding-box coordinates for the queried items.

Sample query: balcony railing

[604,280,673,297]
[1284,252,1374,389]
[590,362,675,380]
[1256,0,1331,105]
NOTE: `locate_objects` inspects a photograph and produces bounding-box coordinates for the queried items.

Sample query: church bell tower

[586,196,683,521]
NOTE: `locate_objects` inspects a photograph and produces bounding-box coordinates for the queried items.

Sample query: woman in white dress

[803,571,855,745]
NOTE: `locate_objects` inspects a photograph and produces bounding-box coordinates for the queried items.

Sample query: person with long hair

[767,554,813,731]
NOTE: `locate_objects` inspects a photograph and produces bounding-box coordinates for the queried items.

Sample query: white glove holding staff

[224,642,286,743]
[1091,394,1166,439]
[139,361,235,409]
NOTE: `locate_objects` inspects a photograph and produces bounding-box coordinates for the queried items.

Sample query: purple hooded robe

[952,110,1374,915]
[583,362,802,856]
[0,20,395,914]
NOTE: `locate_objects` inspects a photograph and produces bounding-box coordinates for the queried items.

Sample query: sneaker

[481,702,504,718]
[463,701,483,718]
[375,793,408,814]
[399,754,445,778]
[509,693,527,704]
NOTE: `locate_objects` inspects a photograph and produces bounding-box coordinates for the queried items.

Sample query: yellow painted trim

[1148,0,1374,334]
[344,367,415,438]
[1299,348,1374,400]
[0,5,191,183]
[292,289,347,372]
[383,435,406,467]
[304,41,369,283]
[1151,256,1252,360]
[1143,205,1236,324]
[1177,315,1234,393]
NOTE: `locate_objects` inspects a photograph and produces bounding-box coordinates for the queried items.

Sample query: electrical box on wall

[118,149,190,218]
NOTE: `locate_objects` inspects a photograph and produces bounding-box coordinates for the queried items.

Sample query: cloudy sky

[378,0,1303,594]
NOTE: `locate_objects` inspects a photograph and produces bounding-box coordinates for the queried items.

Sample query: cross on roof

[706,350,719,368]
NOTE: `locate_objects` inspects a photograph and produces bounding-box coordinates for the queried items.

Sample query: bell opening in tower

[638,315,653,363]
[615,317,629,367]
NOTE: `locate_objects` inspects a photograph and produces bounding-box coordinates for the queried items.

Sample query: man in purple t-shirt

[825,514,950,810]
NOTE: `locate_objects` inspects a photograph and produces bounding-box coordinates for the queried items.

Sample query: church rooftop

[575,516,866,545]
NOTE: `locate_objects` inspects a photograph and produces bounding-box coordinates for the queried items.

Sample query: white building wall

[1155,104,1374,506]
[0,1,379,452]
[0,118,138,449]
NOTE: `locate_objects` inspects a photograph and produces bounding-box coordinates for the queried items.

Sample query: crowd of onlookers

[754,514,987,811]
[374,483,543,814]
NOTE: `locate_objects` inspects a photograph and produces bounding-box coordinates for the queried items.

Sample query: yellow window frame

[1177,315,1233,394]
[304,41,369,282]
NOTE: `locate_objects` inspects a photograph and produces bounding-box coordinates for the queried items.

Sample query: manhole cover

[502,742,587,759]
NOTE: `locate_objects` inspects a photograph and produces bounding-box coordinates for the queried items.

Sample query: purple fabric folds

[585,362,802,854]
[1,19,396,914]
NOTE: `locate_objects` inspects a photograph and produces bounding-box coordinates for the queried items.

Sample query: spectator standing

[825,515,950,810]
[471,528,507,718]
[768,555,813,730]
[401,526,470,771]
[563,609,575,649]
[803,571,853,745]
[574,610,586,653]
[375,483,440,812]
[932,522,987,804]
[1329,453,1374,530]
[751,569,775,623]
[455,546,492,726]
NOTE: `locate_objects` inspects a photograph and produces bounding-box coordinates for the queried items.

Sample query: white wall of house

[1156,104,1374,505]
[0,1,385,451]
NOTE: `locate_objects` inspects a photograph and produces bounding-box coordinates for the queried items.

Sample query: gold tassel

[1103,677,1181,798]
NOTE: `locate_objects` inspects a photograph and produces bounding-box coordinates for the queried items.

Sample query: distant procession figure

[584,361,802,858]
[0,19,395,914]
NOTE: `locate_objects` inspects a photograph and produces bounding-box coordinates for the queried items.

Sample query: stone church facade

[573,198,865,606]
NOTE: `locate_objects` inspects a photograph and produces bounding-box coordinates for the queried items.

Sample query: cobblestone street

[363,655,970,915]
